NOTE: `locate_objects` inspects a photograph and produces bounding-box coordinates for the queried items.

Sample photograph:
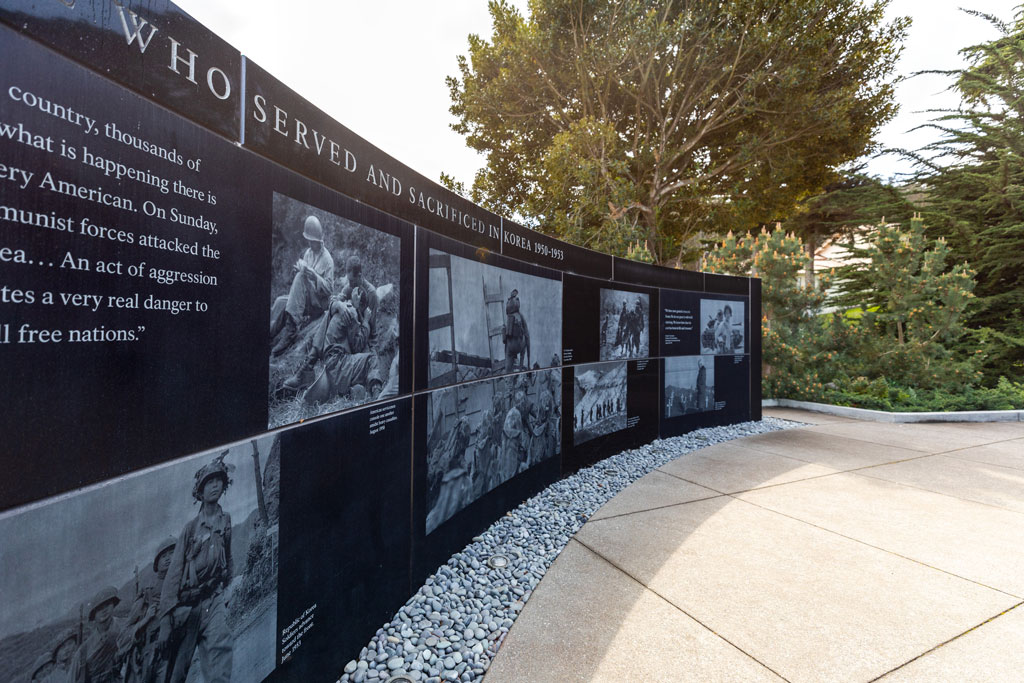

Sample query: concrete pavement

[484,408,1024,682]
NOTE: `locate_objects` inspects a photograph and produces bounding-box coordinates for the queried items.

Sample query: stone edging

[762,398,1023,423]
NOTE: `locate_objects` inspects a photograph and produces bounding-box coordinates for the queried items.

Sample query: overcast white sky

[174,0,1020,188]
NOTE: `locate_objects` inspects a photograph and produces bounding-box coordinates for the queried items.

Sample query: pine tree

[705,227,832,398]
[911,9,1024,382]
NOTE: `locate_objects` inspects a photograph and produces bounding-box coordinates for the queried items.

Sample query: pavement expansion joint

[850,468,1024,519]
[869,601,1024,682]
[731,494,1024,600]
[571,537,793,683]
[584,492,728,523]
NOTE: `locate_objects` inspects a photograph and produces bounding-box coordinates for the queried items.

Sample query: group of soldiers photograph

[2,442,279,683]
[427,249,562,388]
[599,290,649,361]
[575,396,623,430]
[572,361,628,445]
[269,194,402,428]
[425,369,561,534]
[699,300,745,355]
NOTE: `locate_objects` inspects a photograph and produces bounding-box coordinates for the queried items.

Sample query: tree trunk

[805,229,817,289]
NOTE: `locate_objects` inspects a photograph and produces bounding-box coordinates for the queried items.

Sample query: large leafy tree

[912,9,1024,381]
[448,0,908,264]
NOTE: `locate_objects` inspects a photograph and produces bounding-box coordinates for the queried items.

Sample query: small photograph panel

[427,250,562,387]
[425,369,562,534]
[573,361,628,445]
[268,192,403,428]
[599,289,650,360]
[699,299,745,355]
[0,436,280,683]
[664,355,715,417]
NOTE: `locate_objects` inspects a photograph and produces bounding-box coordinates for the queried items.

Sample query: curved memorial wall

[0,2,761,681]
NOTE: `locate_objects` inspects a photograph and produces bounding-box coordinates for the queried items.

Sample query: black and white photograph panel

[269,192,403,429]
[573,361,628,446]
[0,436,280,683]
[427,250,562,388]
[599,289,651,360]
[425,370,562,534]
[665,355,716,417]
[699,299,746,355]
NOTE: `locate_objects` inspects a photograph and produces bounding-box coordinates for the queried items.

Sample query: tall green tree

[911,9,1024,381]
[784,170,914,286]
[448,0,908,264]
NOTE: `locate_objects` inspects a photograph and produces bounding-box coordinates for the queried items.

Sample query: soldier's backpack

[506,312,525,341]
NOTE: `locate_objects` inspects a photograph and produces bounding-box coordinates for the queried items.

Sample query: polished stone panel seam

[730,494,1024,600]
[569,537,792,683]
[869,601,1024,682]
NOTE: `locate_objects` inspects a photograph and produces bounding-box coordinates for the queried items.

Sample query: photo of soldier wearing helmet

[269,193,402,428]
[599,290,650,360]
[699,299,746,355]
[426,249,561,388]
[425,369,561,534]
[0,436,280,683]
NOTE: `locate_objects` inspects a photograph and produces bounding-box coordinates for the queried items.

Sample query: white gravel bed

[340,417,802,683]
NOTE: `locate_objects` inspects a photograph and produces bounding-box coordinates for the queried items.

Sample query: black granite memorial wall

[0,3,761,681]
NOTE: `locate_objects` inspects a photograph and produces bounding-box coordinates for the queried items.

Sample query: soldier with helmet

[281,286,383,404]
[28,654,55,683]
[425,418,474,533]
[71,586,124,683]
[615,300,629,354]
[339,255,379,339]
[502,288,531,373]
[631,296,645,356]
[499,391,527,482]
[48,629,79,683]
[121,537,178,683]
[473,389,504,496]
[158,454,234,683]
[270,214,335,356]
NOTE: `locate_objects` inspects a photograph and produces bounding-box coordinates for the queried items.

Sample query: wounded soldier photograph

[427,249,561,388]
[0,437,280,683]
[664,355,716,417]
[573,361,628,445]
[425,369,561,534]
[269,192,402,428]
[599,289,650,360]
[699,299,746,355]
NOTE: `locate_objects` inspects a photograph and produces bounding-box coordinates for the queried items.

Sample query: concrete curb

[762,398,1024,423]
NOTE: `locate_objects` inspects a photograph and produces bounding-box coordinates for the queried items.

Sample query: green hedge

[813,376,1024,412]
